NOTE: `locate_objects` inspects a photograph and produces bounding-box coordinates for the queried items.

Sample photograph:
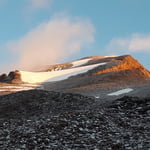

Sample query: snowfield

[71,58,91,67]
[107,88,133,96]
[20,62,107,84]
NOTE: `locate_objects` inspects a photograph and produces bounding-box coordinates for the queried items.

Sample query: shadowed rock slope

[0,90,94,118]
[0,89,149,149]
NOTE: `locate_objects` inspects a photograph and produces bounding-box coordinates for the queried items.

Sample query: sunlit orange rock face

[93,55,150,77]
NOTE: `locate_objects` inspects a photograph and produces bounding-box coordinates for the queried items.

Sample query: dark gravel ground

[0,90,149,150]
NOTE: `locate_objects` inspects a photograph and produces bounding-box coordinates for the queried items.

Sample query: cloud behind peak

[106,34,150,54]
[7,15,95,71]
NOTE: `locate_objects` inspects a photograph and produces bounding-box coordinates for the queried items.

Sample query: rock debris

[0,90,149,150]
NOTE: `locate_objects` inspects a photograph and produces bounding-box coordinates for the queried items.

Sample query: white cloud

[128,34,150,52]
[29,0,52,9]
[7,15,95,71]
[106,34,150,54]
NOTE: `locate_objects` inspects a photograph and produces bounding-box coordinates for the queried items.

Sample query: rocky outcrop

[0,74,8,82]
[34,63,73,72]
[0,70,22,84]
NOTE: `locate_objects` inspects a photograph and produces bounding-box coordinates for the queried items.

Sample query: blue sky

[0,0,150,72]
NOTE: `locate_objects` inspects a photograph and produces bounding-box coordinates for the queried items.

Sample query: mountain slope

[0,55,149,149]
[0,55,150,97]
[42,55,150,95]
[0,89,149,149]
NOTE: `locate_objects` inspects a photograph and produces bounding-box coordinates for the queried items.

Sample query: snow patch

[104,55,117,58]
[107,88,133,96]
[72,58,91,67]
[95,96,100,99]
[20,62,107,84]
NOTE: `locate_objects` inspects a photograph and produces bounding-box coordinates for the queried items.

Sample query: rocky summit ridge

[93,55,150,77]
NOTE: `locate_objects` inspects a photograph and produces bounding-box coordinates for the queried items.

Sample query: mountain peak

[0,55,149,86]
[93,55,150,77]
